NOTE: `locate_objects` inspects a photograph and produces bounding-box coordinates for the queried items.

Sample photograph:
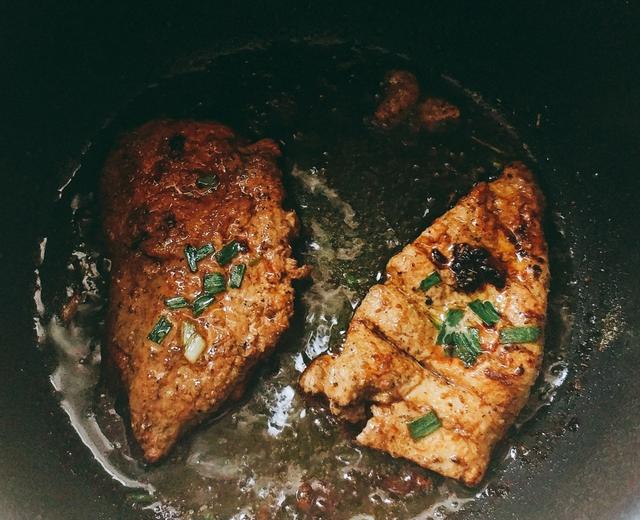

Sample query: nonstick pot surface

[1,3,640,520]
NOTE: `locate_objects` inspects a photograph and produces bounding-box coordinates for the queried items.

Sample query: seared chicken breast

[102,120,307,461]
[300,163,548,486]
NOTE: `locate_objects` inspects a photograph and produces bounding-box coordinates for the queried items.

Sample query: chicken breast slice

[300,162,549,485]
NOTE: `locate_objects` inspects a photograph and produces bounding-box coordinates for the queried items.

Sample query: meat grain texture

[102,120,307,462]
[300,163,549,486]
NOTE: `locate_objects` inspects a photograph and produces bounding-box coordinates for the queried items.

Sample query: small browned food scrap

[295,480,337,518]
[380,468,434,497]
[418,97,461,131]
[60,292,82,323]
[373,70,420,128]
[300,163,548,486]
[101,119,307,462]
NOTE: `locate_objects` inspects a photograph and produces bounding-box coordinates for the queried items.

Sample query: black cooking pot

[2,2,640,519]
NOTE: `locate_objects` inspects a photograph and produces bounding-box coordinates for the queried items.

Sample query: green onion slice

[182,321,206,363]
[196,174,220,190]
[192,294,215,317]
[451,327,482,366]
[499,326,540,344]
[164,296,189,309]
[407,411,442,440]
[195,243,215,262]
[419,271,441,291]
[436,308,464,344]
[147,316,172,343]
[229,263,246,289]
[468,299,501,326]
[184,245,198,272]
[215,240,245,266]
[203,272,226,295]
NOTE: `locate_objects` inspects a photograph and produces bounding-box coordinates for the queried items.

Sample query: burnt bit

[425,295,433,305]
[160,212,177,230]
[418,97,461,132]
[295,480,336,517]
[167,133,186,159]
[431,248,449,267]
[380,468,434,497]
[532,264,543,279]
[450,243,506,292]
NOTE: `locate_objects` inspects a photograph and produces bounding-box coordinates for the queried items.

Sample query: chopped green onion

[445,308,464,327]
[451,327,482,366]
[215,240,245,266]
[147,316,172,343]
[184,245,198,272]
[229,263,246,288]
[196,174,220,190]
[407,411,442,440]
[164,296,189,309]
[195,243,215,262]
[181,321,206,363]
[433,309,482,366]
[499,326,540,344]
[419,271,441,291]
[192,294,215,317]
[436,308,464,344]
[468,299,501,326]
[203,272,226,295]
[182,320,196,345]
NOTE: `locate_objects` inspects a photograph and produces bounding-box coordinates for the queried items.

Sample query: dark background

[1,2,639,519]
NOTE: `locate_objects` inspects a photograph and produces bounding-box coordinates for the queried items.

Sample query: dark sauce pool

[33,41,575,519]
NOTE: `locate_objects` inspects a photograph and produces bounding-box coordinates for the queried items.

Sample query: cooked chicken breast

[300,162,548,486]
[101,120,307,462]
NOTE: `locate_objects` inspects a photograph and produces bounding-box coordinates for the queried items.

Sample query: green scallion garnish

[192,294,215,317]
[468,299,501,326]
[407,411,442,440]
[196,174,220,190]
[195,243,215,262]
[215,240,245,266]
[419,271,441,292]
[147,316,172,343]
[436,308,464,344]
[451,327,482,366]
[229,263,246,288]
[203,272,226,295]
[164,296,189,309]
[184,245,198,272]
[499,326,540,344]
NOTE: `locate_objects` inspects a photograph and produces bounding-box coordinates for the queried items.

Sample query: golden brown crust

[300,162,549,486]
[102,119,307,461]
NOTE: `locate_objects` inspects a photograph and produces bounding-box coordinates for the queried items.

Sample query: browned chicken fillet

[101,120,307,462]
[300,162,548,486]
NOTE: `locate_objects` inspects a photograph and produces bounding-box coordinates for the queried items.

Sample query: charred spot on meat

[431,247,448,267]
[450,242,506,292]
